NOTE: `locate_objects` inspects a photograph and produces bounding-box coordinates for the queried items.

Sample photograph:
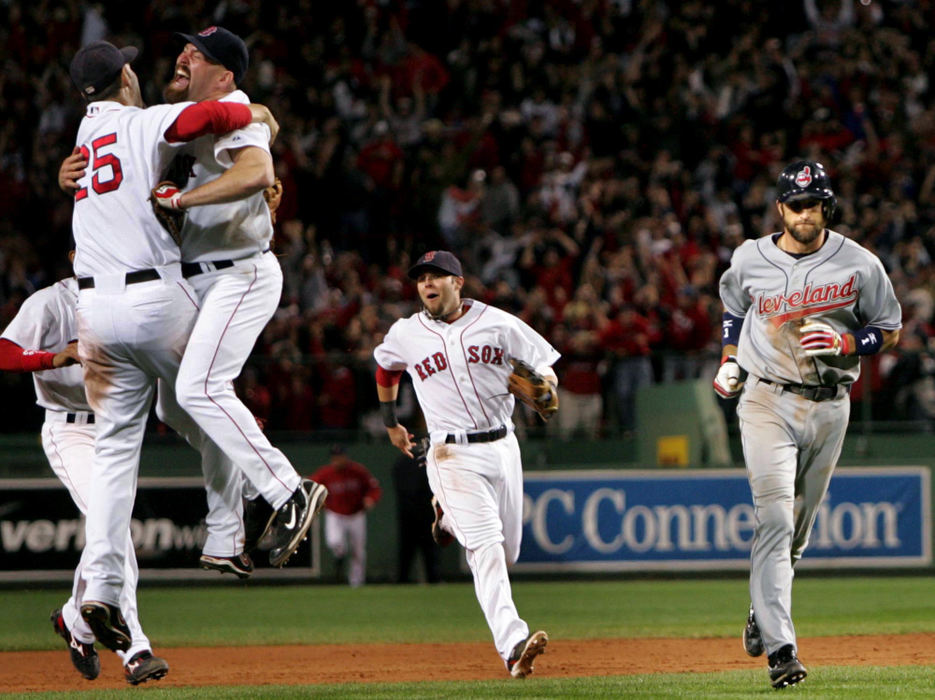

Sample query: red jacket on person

[310,458,382,516]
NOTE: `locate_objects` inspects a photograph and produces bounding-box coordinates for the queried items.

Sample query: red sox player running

[374,251,557,678]
[715,161,901,689]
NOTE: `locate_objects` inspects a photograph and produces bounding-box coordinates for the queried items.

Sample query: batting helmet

[776,160,837,221]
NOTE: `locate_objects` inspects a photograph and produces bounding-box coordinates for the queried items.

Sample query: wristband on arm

[380,400,399,428]
[845,326,884,356]
[721,312,744,348]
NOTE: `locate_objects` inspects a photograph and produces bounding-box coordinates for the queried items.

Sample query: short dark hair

[84,75,122,102]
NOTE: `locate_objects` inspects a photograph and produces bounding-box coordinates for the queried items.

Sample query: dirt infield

[4,633,935,692]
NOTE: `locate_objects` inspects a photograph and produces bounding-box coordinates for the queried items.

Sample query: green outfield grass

[3,576,935,697]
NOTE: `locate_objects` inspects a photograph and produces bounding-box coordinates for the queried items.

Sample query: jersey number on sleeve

[75,133,123,201]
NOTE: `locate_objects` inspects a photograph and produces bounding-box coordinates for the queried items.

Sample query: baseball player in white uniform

[714,160,901,689]
[149,26,328,571]
[0,271,169,684]
[374,250,558,678]
[66,40,282,658]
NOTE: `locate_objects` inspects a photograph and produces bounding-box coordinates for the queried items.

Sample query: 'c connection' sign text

[518,467,931,572]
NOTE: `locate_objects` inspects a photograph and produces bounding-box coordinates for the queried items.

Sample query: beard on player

[787,219,824,246]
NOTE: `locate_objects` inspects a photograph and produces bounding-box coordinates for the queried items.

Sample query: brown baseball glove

[508,358,559,422]
[149,181,185,246]
[263,177,283,224]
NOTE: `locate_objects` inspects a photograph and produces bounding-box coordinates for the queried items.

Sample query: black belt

[182,249,270,278]
[181,259,235,277]
[66,413,95,424]
[77,269,161,290]
[445,426,507,444]
[759,378,846,402]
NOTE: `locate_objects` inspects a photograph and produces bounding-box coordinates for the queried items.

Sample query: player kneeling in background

[715,160,901,689]
[374,250,558,678]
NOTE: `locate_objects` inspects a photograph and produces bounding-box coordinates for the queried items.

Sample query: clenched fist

[152,181,184,210]
[713,356,745,398]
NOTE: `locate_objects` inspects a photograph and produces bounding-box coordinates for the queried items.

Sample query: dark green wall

[2,430,932,582]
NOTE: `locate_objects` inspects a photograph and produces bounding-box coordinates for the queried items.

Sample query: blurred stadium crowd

[2,0,935,437]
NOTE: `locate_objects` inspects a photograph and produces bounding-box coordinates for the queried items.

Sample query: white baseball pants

[426,431,529,664]
[323,511,368,587]
[174,251,300,510]
[42,413,151,661]
[77,274,198,611]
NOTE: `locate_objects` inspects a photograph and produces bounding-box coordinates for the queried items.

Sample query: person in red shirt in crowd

[551,288,604,438]
[309,445,382,587]
[662,285,712,382]
[599,304,655,435]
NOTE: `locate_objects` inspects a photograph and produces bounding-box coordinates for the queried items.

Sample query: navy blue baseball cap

[408,250,463,279]
[175,26,248,85]
[70,41,138,97]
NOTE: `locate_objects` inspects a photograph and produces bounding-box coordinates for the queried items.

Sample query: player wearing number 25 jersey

[67,40,273,662]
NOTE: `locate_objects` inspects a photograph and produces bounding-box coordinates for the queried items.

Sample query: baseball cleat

[768,644,807,689]
[200,552,254,579]
[51,608,100,680]
[80,601,132,652]
[507,630,549,678]
[269,479,328,568]
[124,650,169,685]
[243,495,276,553]
[743,604,764,657]
[431,496,454,547]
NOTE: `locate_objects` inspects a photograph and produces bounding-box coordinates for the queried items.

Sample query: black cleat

[507,630,549,678]
[124,650,169,685]
[431,496,454,547]
[80,601,131,652]
[768,644,807,689]
[200,552,254,579]
[51,608,100,680]
[743,604,765,657]
[243,495,275,553]
[268,479,327,568]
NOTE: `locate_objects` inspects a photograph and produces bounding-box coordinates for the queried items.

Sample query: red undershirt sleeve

[375,366,403,387]
[164,102,252,143]
[0,338,57,372]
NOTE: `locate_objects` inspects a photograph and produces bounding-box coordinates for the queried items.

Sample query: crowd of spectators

[3,0,935,438]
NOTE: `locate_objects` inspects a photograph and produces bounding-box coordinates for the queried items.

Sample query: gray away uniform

[719,229,901,656]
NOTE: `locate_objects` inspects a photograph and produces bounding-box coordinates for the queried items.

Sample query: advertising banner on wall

[0,477,320,582]
[517,467,931,572]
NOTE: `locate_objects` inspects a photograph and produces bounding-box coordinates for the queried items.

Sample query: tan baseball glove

[508,358,559,422]
[264,177,283,224]
[149,181,185,246]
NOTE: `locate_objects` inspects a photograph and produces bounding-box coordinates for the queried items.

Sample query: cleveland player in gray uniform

[714,160,901,689]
